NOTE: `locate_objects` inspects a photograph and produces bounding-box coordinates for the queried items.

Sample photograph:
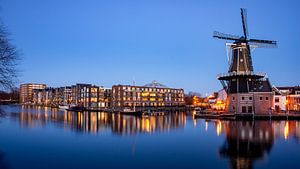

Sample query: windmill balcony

[217,71,266,80]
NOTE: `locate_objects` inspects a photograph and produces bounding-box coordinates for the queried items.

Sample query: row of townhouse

[20,83,111,109]
[20,81,185,111]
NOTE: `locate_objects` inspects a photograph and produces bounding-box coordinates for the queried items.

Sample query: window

[275,97,279,103]
[232,96,235,101]
[232,106,235,111]
[242,106,247,113]
[242,97,245,100]
[249,97,252,100]
[266,97,269,101]
[260,97,263,101]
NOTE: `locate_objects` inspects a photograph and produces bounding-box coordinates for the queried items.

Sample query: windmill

[213,8,277,94]
[213,8,277,114]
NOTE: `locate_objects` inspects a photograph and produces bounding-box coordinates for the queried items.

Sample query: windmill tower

[213,8,277,114]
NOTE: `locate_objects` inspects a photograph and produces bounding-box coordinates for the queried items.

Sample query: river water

[0,105,299,169]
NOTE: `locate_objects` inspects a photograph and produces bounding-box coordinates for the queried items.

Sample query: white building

[273,94,286,112]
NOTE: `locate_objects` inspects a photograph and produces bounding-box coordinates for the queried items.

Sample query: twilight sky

[1,0,299,94]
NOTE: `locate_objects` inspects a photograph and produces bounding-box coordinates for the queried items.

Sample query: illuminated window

[150,93,156,97]
[141,92,149,97]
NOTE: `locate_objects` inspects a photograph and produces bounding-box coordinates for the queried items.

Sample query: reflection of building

[219,121,274,169]
[111,81,185,111]
[217,120,300,169]
[14,107,186,135]
[273,121,300,140]
[20,83,46,104]
[111,112,186,135]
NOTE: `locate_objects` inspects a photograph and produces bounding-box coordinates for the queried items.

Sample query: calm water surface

[0,105,299,169]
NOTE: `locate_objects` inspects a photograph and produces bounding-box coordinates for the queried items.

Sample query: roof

[144,80,168,88]
[227,78,273,93]
[276,86,300,95]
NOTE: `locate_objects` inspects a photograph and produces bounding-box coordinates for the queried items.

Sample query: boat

[66,105,86,112]
[58,104,70,110]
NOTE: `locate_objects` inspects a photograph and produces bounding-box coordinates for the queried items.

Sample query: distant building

[33,87,72,107]
[104,88,111,108]
[70,84,109,109]
[32,84,110,109]
[210,89,227,111]
[20,83,46,104]
[276,86,300,112]
[33,87,49,106]
[111,81,185,112]
[272,87,287,112]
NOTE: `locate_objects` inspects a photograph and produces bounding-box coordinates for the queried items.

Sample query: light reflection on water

[10,105,187,135]
[0,105,300,169]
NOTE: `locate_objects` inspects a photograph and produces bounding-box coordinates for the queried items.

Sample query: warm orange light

[284,122,289,140]
[213,100,226,111]
[216,121,222,136]
[285,100,289,105]
[216,100,223,104]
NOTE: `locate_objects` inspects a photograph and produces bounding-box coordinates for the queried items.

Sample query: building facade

[277,86,300,112]
[70,84,108,109]
[111,81,185,112]
[32,84,110,109]
[20,83,46,104]
[272,87,287,113]
[226,91,274,114]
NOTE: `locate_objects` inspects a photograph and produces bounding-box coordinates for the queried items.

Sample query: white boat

[58,104,70,110]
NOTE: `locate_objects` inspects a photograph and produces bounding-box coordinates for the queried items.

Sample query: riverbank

[194,112,300,120]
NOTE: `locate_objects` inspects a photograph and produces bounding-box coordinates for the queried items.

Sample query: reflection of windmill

[213,8,277,114]
[219,121,274,169]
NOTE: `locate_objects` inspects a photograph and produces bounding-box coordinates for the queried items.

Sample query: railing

[216,71,266,79]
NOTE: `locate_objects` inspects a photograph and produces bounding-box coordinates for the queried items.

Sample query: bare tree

[0,23,20,89]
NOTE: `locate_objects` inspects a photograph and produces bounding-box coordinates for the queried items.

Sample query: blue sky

[1,0,299,94]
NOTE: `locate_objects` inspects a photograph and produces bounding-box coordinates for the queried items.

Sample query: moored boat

[67,105,86,112]
[58,104,69,110]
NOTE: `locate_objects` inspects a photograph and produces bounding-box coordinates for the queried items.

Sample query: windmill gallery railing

[216,71,266,79]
